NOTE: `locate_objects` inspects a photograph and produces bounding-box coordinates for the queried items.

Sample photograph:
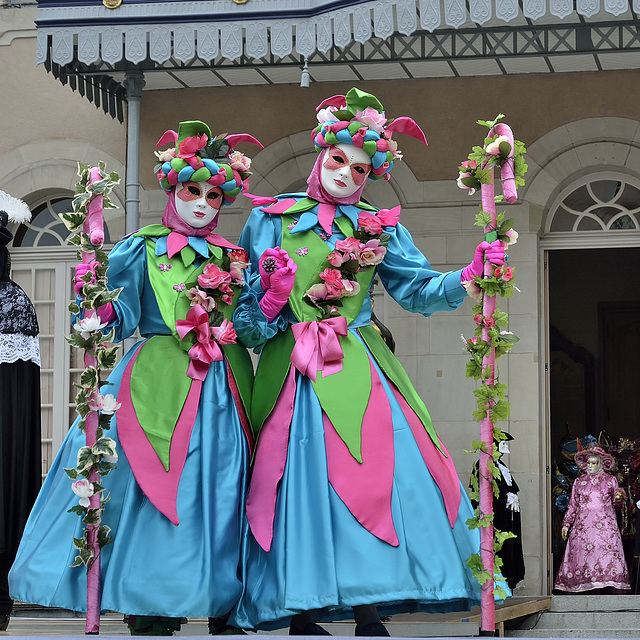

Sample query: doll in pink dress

[554,444,631,593]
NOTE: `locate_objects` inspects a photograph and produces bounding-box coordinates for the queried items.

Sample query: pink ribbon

[175,304,223,381]
[290,317,348,381]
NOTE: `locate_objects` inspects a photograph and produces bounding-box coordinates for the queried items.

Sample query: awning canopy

[36,0,640,121]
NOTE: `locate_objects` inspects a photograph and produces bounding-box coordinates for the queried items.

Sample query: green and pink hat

[155,120,262,206]
[312,88,428,181]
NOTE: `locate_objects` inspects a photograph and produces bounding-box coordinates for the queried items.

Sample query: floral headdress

[312,87,428,182]
[155,120,262,206]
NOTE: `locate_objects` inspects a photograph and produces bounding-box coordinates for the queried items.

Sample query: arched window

[12,195,112,248]
[546,172,640,234]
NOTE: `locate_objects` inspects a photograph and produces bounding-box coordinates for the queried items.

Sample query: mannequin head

[174,181,223,229]
[586,455,603,475]
[320,144,372,199]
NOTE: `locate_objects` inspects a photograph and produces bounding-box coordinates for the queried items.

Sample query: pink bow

[290,317,349,381]
[176,305,223,381]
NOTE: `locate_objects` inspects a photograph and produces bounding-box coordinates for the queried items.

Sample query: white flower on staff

[73,316,107,339]
[71,478,94,508]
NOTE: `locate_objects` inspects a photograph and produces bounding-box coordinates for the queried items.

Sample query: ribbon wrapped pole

[83,167,105,635]
[478,122,517,635]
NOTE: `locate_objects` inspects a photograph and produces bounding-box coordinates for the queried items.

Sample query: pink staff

[477,122,517,634]
[80,166,105,635]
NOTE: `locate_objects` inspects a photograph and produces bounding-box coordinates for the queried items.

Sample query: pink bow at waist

[176,304,224,381]
[290,317,348,382]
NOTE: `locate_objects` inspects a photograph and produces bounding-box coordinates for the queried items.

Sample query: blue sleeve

[233,208,289,352]
[103,235,149,342]
[376,223,467,317]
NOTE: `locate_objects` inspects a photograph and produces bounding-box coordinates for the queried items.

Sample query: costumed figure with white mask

[10,121,261,636]
[555,442,631,593]
[471,433,525,591]
[232,88,508,636]
[0,193,40,632]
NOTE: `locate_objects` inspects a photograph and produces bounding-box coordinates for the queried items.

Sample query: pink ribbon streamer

[246,367,297,551]
[290,317,348,381]
[176,305,223,381]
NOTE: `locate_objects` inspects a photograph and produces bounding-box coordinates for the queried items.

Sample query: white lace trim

[0,333,41,366]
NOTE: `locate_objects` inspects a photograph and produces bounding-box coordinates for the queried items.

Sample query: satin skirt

[232,359,488,630]
[9,342,249,618]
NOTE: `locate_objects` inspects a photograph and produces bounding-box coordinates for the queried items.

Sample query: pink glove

[74,261,100,295]
[258,248,297,322]
[74,261,116,324]
[461,240,506,283]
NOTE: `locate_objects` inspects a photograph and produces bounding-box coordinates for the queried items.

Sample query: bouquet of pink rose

[304,210,393,318]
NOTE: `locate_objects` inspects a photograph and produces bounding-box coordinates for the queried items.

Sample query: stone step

[523,610,640,630]
[550,594,640,613]
[508,628,640,638]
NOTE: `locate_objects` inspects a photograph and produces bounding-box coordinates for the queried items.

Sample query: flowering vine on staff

[456,115,527,610]
[58,162,122,569]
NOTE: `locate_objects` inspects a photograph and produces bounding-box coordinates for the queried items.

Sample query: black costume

[0,216,41,629]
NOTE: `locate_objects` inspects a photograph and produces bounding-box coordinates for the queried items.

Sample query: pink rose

[494,266,503,279]
[229,261,248,284]
[179,133,208,168]
[504,229,518,246]
[186,287,217,312]
[501,266,514,281]
[228,151,251,173]
[474,313,483,326]
[358,239,386,267]
[327,250,347,267]
[211,318,237,346]
[340,279,361,297]
[198,263,232,290]
[335,236,361,259]
[320,268,345,297]
[358,212,383,236]
[306,283,329,302]
[484,317,496,328]
[355,107,387,134]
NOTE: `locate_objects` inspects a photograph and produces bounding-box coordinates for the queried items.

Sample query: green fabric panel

[282,197,318,215]
[251,328,296,437]
[358,324,443,453]
[311,331,371,462]
[134,224,170,238]
[146,241,203,342]
[130,336,192,470]
[221,342,254,421]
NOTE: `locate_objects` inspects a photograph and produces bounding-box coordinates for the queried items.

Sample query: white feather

[0,190,31,224]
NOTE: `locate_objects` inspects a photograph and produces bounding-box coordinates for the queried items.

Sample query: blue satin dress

[9,232,250,618]
[231,196,504,630]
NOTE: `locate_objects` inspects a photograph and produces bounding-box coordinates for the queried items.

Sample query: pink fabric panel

[246,367,297,551]
[117,349,201,526]
[390,385,461,528]
[325,357,398,547]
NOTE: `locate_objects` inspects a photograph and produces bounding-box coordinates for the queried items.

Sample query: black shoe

[0,614,9,631]
[355,621,390,637]
[289,622,332,635]
[208,616,247,635]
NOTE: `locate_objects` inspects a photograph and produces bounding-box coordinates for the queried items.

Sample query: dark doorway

[548,247,640,592]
